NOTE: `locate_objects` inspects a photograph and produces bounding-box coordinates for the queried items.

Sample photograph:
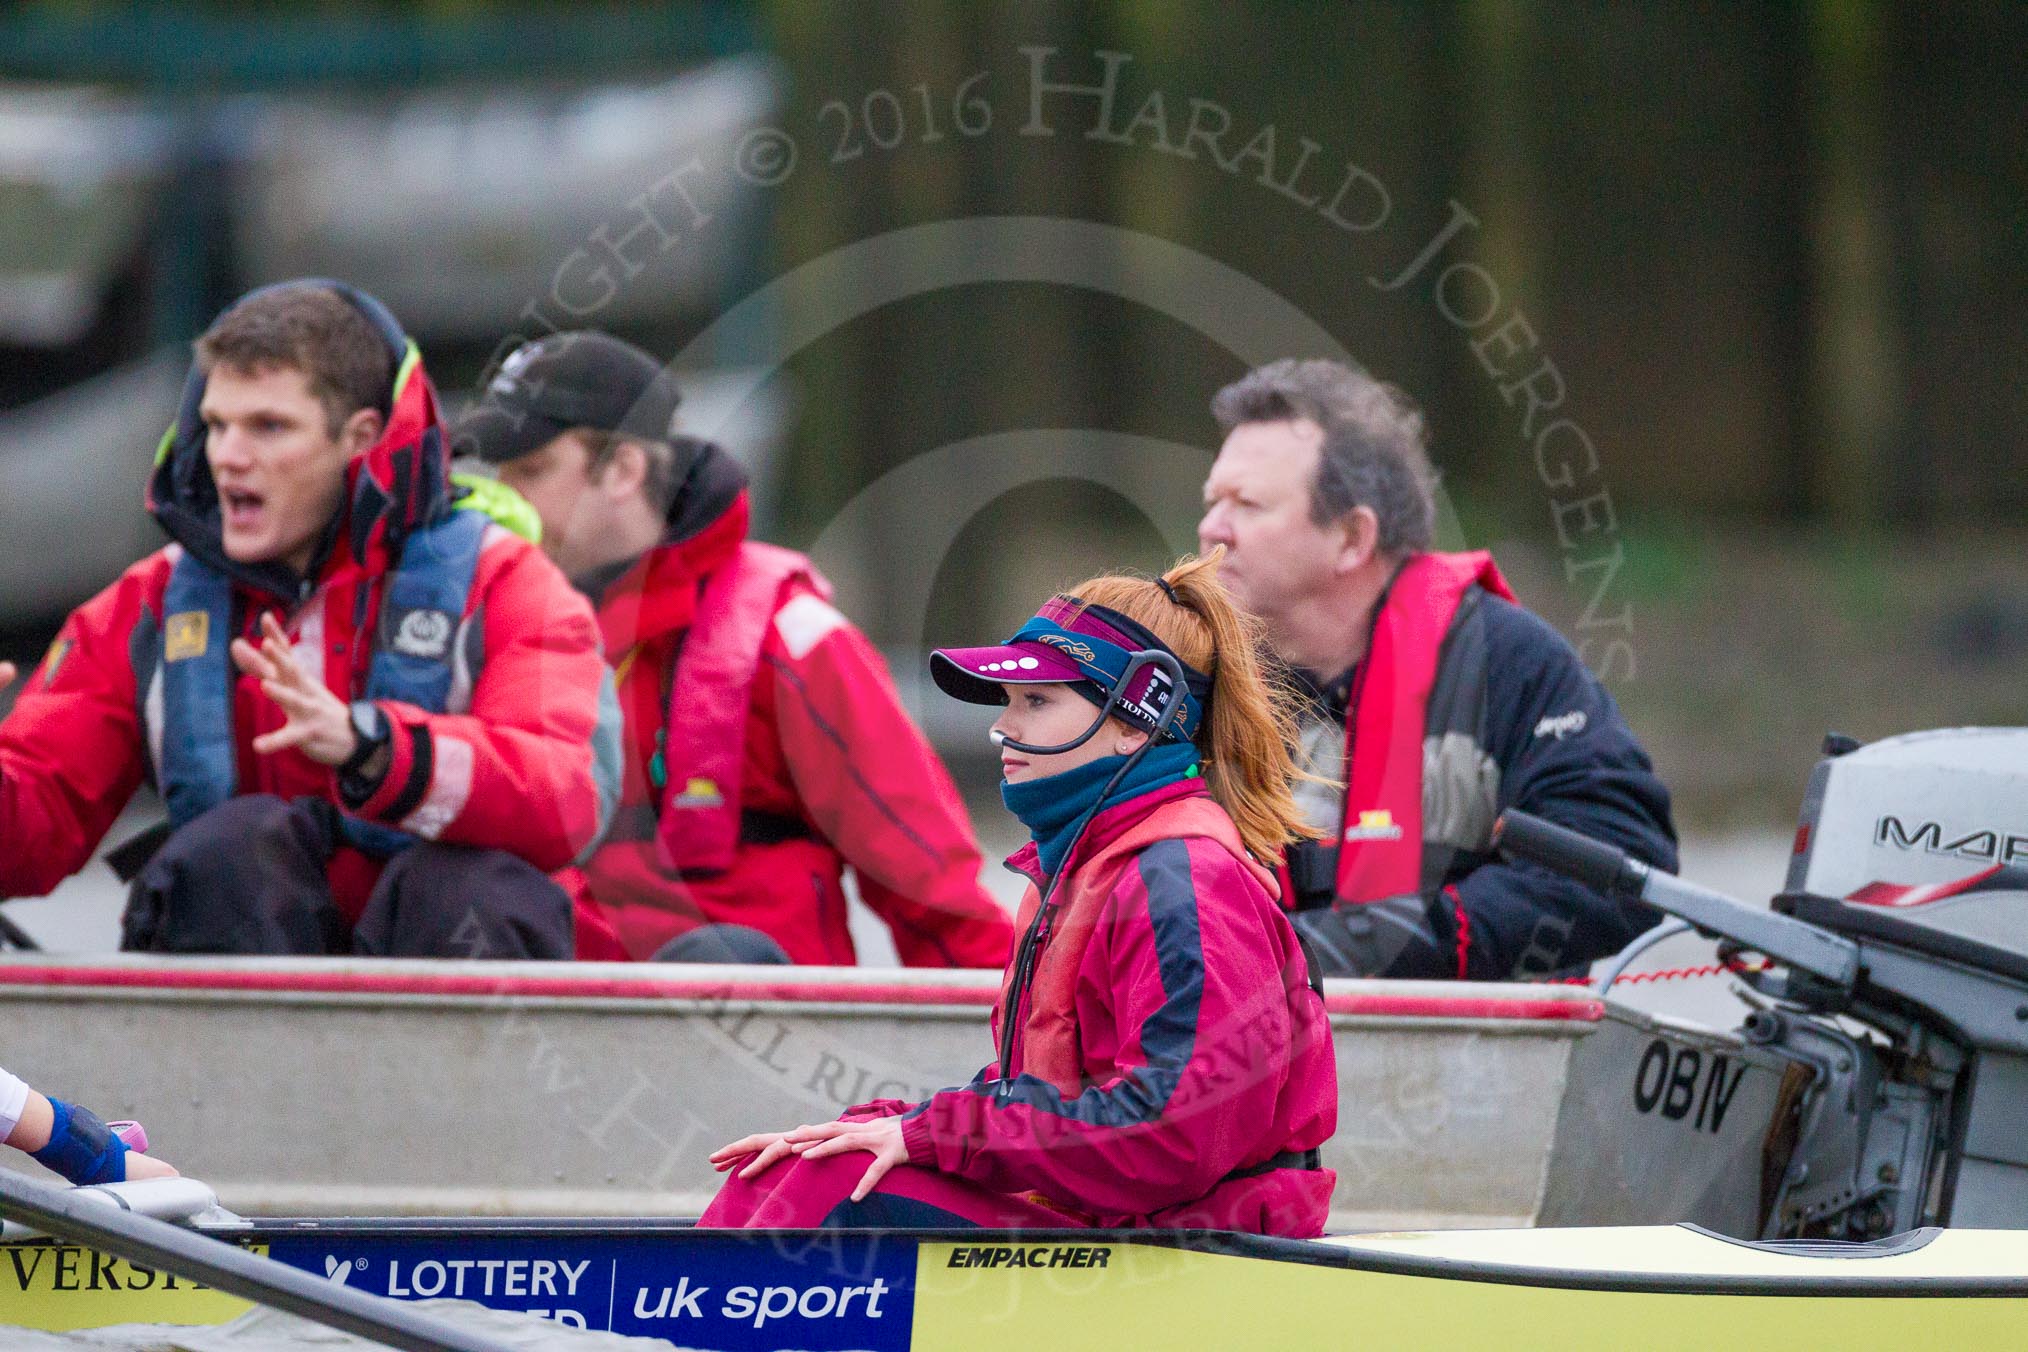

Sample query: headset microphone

[989,651,1189,758]
[990,648,1192,1092]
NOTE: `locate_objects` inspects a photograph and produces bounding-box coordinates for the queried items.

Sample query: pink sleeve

[840,1097,916,1123]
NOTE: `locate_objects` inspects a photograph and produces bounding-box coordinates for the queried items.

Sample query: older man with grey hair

[1199,358,1675,979]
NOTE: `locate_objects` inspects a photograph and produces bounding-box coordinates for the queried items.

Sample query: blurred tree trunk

[1801,0,1906,528]
[1430,0,1540,512]
[764,0,860,548]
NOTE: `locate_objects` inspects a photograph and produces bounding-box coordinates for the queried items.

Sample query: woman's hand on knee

[789,1117,909,1202]
[710,1128,809,1179]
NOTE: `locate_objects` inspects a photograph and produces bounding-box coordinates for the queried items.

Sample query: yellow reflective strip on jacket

[449,472,542,544]
[391,339,423,404]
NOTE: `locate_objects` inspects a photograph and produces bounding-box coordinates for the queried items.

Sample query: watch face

[341,703,388,784]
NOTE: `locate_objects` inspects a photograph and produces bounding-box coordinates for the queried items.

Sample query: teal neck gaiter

[1000,741,1202,877]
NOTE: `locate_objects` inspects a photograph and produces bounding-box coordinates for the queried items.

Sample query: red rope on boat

[1539,957,1775,987]
[1609,957,1773,985]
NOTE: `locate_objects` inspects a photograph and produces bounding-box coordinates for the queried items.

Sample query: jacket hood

[146,280,453,601]
[660,436,749,547]
[581,438,751,652]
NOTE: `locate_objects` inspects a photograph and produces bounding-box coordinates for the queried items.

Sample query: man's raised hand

[231,613,358,766]
[0,663,15,697]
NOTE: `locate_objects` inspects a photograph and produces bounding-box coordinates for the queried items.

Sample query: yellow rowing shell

[4,1224,2025,1347]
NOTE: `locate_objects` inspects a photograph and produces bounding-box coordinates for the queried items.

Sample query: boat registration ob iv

[1506,727,2028,1239]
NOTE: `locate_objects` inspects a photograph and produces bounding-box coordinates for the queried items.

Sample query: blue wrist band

[28,1098,128,1186]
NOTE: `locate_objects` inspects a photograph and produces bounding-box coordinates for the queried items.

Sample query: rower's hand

[125,1152,179,1181]
[232,614,356,767]
[0,662,16,696]
[788,1117,909,1202]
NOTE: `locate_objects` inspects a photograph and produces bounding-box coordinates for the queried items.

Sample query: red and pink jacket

[889,779,1338,1236]
[578,453,1012,967]
[0,330,617,946]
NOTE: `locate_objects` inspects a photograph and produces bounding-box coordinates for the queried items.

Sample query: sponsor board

[2,1232,917,1347]
[274,1232,917,1349]
[0,1241,254,1331]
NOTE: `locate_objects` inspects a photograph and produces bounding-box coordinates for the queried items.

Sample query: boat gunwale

[0,960,1605,1025]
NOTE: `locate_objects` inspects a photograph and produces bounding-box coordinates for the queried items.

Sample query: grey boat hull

[0,956,1782,1233]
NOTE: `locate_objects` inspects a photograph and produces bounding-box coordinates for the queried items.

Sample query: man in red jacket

[0,281,620,957]
[454,331,1012,967]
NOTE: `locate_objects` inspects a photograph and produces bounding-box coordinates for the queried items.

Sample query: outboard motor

[1500,727,2028,1239]
[1781,728,2028,1229]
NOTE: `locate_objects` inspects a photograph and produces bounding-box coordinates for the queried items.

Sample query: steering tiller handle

[1492,809,1861,990]
[1493,810,1647,899]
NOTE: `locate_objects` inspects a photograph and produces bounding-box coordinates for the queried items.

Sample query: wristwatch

[339,701,390,778]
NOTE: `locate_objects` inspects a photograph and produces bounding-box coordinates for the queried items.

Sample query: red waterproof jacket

[578,452,1013,967]
[0,337,617,943]
[893,779,1339,1236]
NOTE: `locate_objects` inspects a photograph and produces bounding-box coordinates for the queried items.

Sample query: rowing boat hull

[5,1219,2026,1348]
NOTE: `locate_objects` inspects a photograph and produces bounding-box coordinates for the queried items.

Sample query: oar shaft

[0,1169,515,1352]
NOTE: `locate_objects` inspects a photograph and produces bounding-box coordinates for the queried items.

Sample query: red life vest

[1002,786,1280,1094]
[654,542,832,874]
[1334,550,1515,904]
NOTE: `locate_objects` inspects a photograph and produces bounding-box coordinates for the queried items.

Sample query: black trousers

[121,795,575,959]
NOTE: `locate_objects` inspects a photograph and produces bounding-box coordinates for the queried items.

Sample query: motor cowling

[1784,728,2028,967]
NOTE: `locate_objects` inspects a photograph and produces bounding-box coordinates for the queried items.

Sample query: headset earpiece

[988,651,1189,758]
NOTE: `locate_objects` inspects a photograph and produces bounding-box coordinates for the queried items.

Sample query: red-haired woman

[702,550,1337,1237]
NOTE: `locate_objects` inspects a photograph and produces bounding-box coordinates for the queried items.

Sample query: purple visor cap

[929,641,1086,706]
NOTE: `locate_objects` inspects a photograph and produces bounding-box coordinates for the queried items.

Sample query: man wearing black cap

[455,332,1014,968]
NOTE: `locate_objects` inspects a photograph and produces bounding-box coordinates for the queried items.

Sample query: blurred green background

[0,0,2023,833]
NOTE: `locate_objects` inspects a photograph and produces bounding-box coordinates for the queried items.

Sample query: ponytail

[1063,547,1324,863]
